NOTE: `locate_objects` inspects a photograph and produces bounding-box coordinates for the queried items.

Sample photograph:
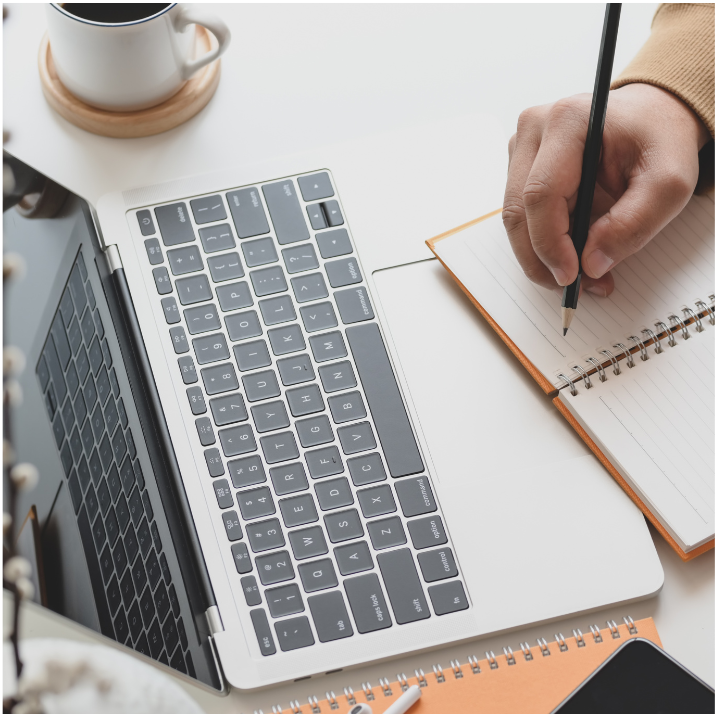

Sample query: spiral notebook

[273,616,660,714]
[427,194,715,561]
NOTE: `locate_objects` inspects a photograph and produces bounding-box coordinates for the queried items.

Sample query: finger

[581,168,695,279]
[503,109,556,289]
[522,97,592,286]
[582,271,615,297]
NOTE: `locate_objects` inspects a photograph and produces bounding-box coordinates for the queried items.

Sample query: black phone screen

[553,639,714,714]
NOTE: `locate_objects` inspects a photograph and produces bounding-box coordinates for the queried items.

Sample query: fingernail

[550,267,569,286]
[586,284,607,297]
[588,250,614,278]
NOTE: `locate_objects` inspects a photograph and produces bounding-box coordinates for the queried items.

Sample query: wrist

[615,82,711,150]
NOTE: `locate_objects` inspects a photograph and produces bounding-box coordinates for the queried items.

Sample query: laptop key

[305,445,343,479]
[308,591,353,642]
[337,421,376,455]
[199,223,236,253]
[227,187,270,239]
[231,542,252,573]
[153,267,173,295]
[250,608,276,656]
[242,370,280,402]
[221,510,243,541]
[208,253,244,282]
[68,318,83,355]
[211,393,248,425]
[343,573,392,633]
[266,583,304,617]
[418,547,458,582]
[259,431,299,464]
[167,245,203,276]
[201,363,239,395]
[291,273,329,303]
[323,200,344,227]
[169,326,189,354]
[274,616,314,651]
[277,353,315,386]
[306,203,326,230]
[335,287,374,324]
[225,310,262,342]
[298,172,334,202]
[88,337,104,376]
[161,297,180,324]
[145,238,164,266]
[250,266,288,297]
[394,475,437,517]
[267,324,305,357]
[213,479,233,509]
[368,516,406,550]
[241,576,262,607]
[80,309,95,345]
[357,484,396,518]
[246,518,285,552]
[193,333,230,364]
[325,257,362,288]
[428,580,468,615]
[237,486,275,520]
[328,391,366,423]
[295,414,333,448]
[377,548,430,624]
[299,302,338,333]
[324,509,363,543]
[308,331,347,364]
[234,340,271,371]
[228,454,266,488]
[270,462,309,496]
[147,618,163,658]
[256,550,295,586]
[279,493,318,528]
[259,295,296,326]
[176,274,212,305]
[334,540,374,576]
[155,582,171,622]
[285,384,324,418]
[107,574,122,616]
[251,400,290,433]
[316,229,352,259]
[184,303,221,335]
[205,448,224,477]
[262,180,310,246]
[138,209,156,236]
[298,559,338,593]
[196,417,215,446]
[155,203,194,246]
[219,424,257,457]
[216,281,253,312]
[288,525,328,560]
[241,236,278,267]
[282,244,319,274]
[187,387,207,415]
[314,476,353,511]
[318,360,356,393]
[190,195,227,224]
[113,610,129,645]
[178,355,198,384]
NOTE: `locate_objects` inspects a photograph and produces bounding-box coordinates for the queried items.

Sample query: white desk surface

[4,3,713,711]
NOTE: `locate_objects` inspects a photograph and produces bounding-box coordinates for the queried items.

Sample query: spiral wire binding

[269,617,644,714]
[559,297,714,395]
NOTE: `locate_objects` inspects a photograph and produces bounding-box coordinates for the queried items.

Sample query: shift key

[377,548,430,624]
[263,181,310,245]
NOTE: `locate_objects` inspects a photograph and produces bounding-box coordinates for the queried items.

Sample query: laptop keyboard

[36,252,195,677]
[135,171,468,655]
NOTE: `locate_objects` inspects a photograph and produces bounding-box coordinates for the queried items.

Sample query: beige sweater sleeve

[612,3,714,137]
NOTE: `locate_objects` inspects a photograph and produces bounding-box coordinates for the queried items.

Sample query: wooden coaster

[38,26,221,138]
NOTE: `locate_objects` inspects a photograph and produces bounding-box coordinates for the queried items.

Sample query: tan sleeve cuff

[611,3,715,137]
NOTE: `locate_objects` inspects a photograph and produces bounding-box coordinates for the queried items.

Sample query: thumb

[580,171,693,279]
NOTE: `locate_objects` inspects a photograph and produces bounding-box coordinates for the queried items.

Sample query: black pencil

[562,3,621,336]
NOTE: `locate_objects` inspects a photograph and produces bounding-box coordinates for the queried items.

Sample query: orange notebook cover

[426,212,714,562]
[282,617,660,714]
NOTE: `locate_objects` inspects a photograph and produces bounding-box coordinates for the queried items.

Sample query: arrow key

[316,229,352,259]
[297,172,334,202]
[321,200,344,227]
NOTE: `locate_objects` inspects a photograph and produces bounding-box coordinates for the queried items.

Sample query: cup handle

[174,5,231,80]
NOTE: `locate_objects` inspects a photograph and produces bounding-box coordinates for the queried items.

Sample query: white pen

[349,684,422,714]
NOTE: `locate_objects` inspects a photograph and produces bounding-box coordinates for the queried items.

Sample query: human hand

[503,83,710,296]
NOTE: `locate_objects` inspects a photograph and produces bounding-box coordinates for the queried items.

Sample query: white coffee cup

[45,3,231,111]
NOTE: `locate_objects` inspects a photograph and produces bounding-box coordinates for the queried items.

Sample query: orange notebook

[278,617,660,714]
[426,197,715,562]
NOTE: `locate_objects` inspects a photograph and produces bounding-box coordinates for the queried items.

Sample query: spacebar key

[345,323,423,477]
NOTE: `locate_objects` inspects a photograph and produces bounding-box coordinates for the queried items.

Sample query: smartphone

[552,638,714,713]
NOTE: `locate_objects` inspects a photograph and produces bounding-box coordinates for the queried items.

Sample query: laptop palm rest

[372,259,663,632]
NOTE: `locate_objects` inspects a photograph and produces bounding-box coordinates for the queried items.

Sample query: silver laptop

[6,119,663,693]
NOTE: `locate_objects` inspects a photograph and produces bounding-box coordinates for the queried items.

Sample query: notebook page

[559,334,715,551]
[446,194,714,386]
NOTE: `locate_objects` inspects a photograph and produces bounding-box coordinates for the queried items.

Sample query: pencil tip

[563,328,568,336]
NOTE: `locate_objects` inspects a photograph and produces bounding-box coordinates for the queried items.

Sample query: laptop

[4,116,663,692]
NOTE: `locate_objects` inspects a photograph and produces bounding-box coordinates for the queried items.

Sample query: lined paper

[454,194,714,384]
[560,336,714,551]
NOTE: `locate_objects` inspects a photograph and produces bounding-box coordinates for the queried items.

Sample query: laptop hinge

[104,244,123,273]
[205,605,224,636]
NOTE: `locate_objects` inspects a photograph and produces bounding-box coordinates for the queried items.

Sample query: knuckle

[501,202,526,234]
[660,168,693,200]
[607,209,650,253]
[521,174,552,209]
[516,106,543,134]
